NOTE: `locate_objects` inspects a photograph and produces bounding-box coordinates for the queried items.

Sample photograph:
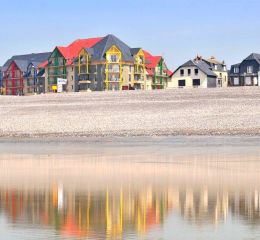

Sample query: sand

[0,87,259,138]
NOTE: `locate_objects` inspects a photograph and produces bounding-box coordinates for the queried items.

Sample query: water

[0,136,260,240]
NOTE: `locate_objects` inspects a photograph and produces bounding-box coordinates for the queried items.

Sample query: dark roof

[174,59,217,77]
[231,63,240,68]
[2,52,51,72]
[90,34,134,62]
[244,53,260,64]
[130,48,142,56]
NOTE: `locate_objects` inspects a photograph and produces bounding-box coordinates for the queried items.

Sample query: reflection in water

[0,137,260,239]
[2,185,260,239]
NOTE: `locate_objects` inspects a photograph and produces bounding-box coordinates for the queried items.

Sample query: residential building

[45,37,103,93]
[144,50,172,90]
[46,34,172,92]
[169,57,217,88]
[76,34,148,91]
[202,56,228,87]
[229,53,260,86]
[0,66,3,94]
[2,53,51,95]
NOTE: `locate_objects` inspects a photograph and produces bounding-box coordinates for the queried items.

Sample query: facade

[169,57,218,88]
[76,35,152,91]
[144,50,172,90]
[229,53,260,86]
[202,56,228,87]
[2,53,51,95]
[0,66,3,94]
[45,37,103,93]
[45,34,171,92]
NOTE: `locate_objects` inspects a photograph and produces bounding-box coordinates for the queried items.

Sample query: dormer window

[234,67,239,74]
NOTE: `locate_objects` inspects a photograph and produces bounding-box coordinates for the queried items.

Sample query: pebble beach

[0,87,260,138]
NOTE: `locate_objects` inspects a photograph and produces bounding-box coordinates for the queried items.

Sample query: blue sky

[0,0,260,69]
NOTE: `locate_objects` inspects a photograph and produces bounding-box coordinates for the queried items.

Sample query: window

[110,55,118,63]
[193,79,200,86]
[245,77,251,85]
[188,69,191,75]
[180,69,184,76]
[178,80,186,87]
[247,66,253,74]
[234,67,239,74]
[194,69,199,75]
[234,77,239,85]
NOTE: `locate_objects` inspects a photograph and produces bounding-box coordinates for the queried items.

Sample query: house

[144,50,172,90]
[169,56,218,88]
[77,38,173,91]
[0,66,3,94]
[229,53,260,86]
[2,53,51,95]
[44,37,103,93]
[76,34,148,91]
[46,34,172,92]
[202,56,228,87]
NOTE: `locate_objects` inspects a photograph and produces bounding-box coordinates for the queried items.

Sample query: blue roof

[2,52,51,72]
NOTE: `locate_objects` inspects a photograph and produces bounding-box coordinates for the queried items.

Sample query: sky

[0,0,260,70]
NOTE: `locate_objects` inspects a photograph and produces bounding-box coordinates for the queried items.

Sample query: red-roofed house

[143,50,172,90]
[46,37,103,92]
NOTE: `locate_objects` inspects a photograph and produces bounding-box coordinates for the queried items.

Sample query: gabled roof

[244,53,260,64]
[2,52,51,72]
[231,63,240,68]
[143,50,162,69]
[54,37,103,65]
[173,59,217,77]
[130,48,142,56]
[90,34,133,62]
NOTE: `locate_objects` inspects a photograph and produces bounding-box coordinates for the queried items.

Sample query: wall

[169,66,208,88]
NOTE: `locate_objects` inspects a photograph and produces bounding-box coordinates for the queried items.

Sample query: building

[2,53,51,95]
[76,34,147,91]
[45,34,172,92]
[169,56,218,88]
[45,37,103,93]
[144,50,172,90]
[0,66,3,94]
[74,34,172,91]
[229,53,260,86]
[202,56,228,87]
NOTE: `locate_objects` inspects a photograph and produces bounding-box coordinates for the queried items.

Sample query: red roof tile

[146,68,154,76]
[143,50,162,69]
[57,37,103,65]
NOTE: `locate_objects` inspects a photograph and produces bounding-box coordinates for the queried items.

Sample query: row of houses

[0,34,172,95]
[0,34,259,95]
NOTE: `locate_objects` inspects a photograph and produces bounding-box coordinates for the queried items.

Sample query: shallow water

[0,137,260,240]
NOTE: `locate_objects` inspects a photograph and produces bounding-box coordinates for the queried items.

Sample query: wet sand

[0,136,259,192]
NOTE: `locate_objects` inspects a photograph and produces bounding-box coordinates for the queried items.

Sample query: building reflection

[1,186,260,238]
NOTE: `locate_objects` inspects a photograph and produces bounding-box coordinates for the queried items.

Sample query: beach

[0,87,260,138]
